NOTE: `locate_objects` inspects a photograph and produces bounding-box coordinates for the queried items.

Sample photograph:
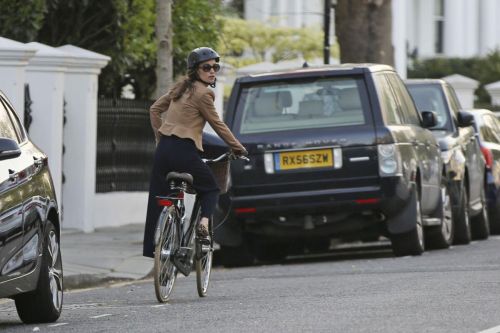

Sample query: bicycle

[153,152,248,302]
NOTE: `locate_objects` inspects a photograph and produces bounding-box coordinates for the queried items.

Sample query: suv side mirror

[457,111,474,127]
[420,111,437,128]
[0,137,21,161]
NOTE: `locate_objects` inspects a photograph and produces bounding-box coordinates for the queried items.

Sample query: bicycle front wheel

[195,217,213,297]
[154,207,178,302]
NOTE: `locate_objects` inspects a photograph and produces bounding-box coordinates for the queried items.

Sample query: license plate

[275,148,333,171]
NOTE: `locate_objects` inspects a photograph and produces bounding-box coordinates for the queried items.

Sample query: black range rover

[205,64,450,265]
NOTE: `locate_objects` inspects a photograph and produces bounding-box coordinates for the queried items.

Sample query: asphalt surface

[1,236,499,332]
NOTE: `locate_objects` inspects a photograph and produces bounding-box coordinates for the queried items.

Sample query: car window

[0,97,27,143]
[488,114,500,142]
[445,85,462,113]
[482,115,500,144]
[406,84,450,129]
[236,77,370,134]
[386,74,421,126]
[0,100,20,142]
[373,74,403,125]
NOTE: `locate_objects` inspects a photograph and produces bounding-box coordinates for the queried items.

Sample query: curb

[63,274,136,291]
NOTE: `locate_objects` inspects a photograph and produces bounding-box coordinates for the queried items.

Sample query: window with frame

[236,77,370,134]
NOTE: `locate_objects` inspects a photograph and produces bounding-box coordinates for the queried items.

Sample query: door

[0,98,27,282]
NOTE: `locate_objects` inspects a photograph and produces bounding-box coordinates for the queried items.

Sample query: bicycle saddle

[166,172,194,185]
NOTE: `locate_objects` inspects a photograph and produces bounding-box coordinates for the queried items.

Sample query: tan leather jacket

[150,80,245,153]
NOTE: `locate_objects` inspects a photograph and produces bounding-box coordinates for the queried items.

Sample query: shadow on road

[213,239,395,268]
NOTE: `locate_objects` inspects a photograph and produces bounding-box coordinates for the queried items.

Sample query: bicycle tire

[154,207,178,302]
[195,211,213,297]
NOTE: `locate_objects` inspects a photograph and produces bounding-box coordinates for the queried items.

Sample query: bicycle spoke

[154,210,178,302]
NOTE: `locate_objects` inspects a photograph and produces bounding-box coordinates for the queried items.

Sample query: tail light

[481,146,493,169]
[157,199,173,207]
[235,207,256,214]
[377,144,402,177]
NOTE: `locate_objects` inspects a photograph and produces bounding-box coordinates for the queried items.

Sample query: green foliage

[408,50,500,105]
[36,0,156,98]
[0,0,46,42]
[219,17,328,67]
[172,0,222,77]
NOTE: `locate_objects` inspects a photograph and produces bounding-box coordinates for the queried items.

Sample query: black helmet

[187,47,220,70]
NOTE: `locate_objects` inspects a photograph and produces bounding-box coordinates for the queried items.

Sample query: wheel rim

[155,221,177,301]
[47,230,63,310]
[416,195,424,249]
[198,247,213,293]
[441,185,453,240]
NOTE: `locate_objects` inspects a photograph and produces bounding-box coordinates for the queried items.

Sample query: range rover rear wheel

[390,185,425,257]
[220,238,254,268]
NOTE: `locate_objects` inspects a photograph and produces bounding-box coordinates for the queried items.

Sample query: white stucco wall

[25,42,73,204]
[58,45,110,232]
[0,38,36,123]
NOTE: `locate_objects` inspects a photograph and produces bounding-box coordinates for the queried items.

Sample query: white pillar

[0,37,36,123]
[26,42,72,205]
[392,0,407,78]
[58,45,110,232]
[444,0,466,57]
[463,0,479,57]
[442,74,479,109]
[485,81,500,106]
[479,0,498,55]
[416,0,435,58]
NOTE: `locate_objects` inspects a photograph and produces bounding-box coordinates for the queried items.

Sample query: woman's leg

[174,153,220,234]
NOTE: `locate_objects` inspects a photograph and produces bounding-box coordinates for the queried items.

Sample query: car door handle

[8,168,17,182]
[33,156,43,167]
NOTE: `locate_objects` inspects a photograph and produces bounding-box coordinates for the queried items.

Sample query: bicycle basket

[209,160,230,194]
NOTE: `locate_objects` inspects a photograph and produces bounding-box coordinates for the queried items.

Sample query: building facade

[241,0,500,78]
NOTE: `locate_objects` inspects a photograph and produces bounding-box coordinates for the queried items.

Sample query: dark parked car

[0,90,63,323]
[406,79,489,243]
[466,108,500,234]
[205,64,450,266]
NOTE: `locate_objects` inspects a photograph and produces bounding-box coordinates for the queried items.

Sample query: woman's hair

[169,68,197,101]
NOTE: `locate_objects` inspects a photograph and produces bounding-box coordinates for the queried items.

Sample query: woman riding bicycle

[143,47,247,259]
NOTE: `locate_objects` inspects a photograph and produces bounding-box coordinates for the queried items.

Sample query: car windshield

[406,84,450,129]
[235,77,370,134]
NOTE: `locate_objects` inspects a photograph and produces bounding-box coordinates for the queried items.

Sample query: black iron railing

[96,98,155,192]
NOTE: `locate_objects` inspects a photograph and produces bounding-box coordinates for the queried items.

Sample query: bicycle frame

[153,152,248,301]
[156,183,202,277]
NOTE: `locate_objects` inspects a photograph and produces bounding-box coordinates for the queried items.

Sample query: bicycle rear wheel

[195,216,213,297]
[154,207,178,302]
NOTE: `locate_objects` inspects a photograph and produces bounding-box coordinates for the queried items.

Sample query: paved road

[1,237,500,333]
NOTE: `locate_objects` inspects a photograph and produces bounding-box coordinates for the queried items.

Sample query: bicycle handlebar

[202,152,249,165]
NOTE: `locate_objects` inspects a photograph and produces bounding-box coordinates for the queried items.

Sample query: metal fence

[96,98,155,192]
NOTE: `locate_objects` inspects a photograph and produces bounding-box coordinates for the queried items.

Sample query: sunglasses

[199,63,221,72]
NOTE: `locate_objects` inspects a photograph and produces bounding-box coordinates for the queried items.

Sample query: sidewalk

[61,223,153,290]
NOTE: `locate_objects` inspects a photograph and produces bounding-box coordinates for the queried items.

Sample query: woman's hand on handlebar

[229,149,249,161]
[231,147,248,157]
